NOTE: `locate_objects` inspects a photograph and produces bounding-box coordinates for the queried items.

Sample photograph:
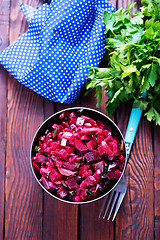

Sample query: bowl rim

[30,106,127,204]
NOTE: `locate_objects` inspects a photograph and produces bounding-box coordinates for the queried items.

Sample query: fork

[99,92,147,221]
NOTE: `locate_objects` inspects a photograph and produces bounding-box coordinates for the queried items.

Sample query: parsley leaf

[85,0,160,125]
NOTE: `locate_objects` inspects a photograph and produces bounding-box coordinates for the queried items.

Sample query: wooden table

[0,0,159,239]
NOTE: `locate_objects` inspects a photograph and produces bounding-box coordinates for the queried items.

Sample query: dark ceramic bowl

[30,107,127,204]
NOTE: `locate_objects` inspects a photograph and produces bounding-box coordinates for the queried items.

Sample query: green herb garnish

[85,0,160,125]
[85,190,93,197]
[33,145,40,153]
[52,127,57,137]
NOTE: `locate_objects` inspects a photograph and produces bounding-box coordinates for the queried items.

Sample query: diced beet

[73,132,82,139]
[79,165,90,175]
[81,127,102,134]
[97,134,106,144]
[68,154,83,163]
[69,111,76,118]
[64,146,74,154]
[119,154,125,162]
[62,121,69,128]
[58,168,76,176]
[81,115,97,126]
[84,151,97,162]
[50,169,62,181]
[93,170,101,183]
[92,161,104,172]
[81,134,90,141]
[97,144,106,155]
[51,141,60,150]
[57,186,68,199]
[40,176,58,190]
[54,160,64,168]
[57,148,69,159]
[65,177,78,189]
[82,169,92,178]
[63,162,77,171]
[106,169,122,180]
[104,135,113,142]
[68,113,77,124]
[34,154,47,163]
[75,156,83,162]
[102,141,113,156]
[74,138,88,152]
[86,140,95,151]
[32,162,40,171]
[116,159,125,171]
[80,176,95,189]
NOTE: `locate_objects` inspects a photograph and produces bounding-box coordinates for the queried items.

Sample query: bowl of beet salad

[30,107,126,204]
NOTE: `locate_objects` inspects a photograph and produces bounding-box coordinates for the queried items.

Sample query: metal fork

[99,175,127,221]
[99,92,147,220]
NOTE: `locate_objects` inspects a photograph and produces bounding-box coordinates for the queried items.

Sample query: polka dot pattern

[0,0,115,103]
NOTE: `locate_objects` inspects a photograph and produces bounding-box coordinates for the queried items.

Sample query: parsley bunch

[85,0,160,125]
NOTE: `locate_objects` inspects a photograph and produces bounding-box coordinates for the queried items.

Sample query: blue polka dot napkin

[0,0,114,104]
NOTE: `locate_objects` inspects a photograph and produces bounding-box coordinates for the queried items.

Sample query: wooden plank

[4,0,44,239]
[154,125,160,240]
[43,100,78,240]
[0,66,7,240]
[116,103,154,240]
[0,0,10,239]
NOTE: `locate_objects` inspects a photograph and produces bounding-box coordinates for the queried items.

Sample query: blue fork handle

[124,107,142,159]
[125,106,143,144]
[124,92,147,158]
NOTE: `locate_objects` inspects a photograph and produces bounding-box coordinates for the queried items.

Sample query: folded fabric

[0,0,114,103]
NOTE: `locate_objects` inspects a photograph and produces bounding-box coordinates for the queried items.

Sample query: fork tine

[103,191,114,219]
[107,191,119,220]
[99,195,108,218]
[112,192,126,221]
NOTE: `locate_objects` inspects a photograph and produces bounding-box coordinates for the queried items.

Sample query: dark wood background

[0,0,159,239]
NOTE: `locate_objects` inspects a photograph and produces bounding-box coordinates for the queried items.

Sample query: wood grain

[154,125,160,240]
[4,1,44,239]
[0,65,7,240]
[0,0,10,239]
[116,102,154,240]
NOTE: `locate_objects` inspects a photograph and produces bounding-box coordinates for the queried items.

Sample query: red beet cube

[63,162,77,171]
[54,160,64,168]
[84,151,97,162]
[65,177,78,189]
[50,169,62,181]
[57,148,69,159]
[74,138,88,152]
[86,140,95,151]
[106,169,122,180]
[101,141,113,156]
[92,160,104,172]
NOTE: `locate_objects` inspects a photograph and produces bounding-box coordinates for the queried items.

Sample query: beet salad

[31,109,125,202]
